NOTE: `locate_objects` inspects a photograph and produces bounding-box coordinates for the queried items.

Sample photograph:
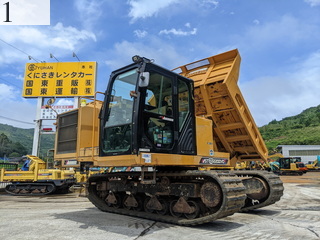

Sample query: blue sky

[1,0,320,128]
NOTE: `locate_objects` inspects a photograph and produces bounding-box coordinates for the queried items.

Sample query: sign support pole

[32,97,43,156]
[73,96,79,108]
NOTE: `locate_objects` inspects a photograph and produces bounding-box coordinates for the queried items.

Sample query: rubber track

[232,170,284,212]
[88,170,247,226]
[5,183,57,196]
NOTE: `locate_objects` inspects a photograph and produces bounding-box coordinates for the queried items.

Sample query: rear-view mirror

[139,72,150,87]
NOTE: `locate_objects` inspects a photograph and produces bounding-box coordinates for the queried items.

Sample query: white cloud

[127,0,219,22]
[0,23,96,64]
[253,19,260,25]
[0,83,16,101]
[134,30,148,38]
[239,15,319,50]
[1,73,23,81]
[305,0,320,7]
[0,102,36,128]
[74,0,102,16]
[159,28,197,36]
[55,99,74,106]
[104,38,189,70]
[0,83,35,128]
[51,23,97,50]
[233,14,320,126]
[159,22,197,36]
[200,0,219,9]
[241,50,320,126]
[128,0,180,22]
[74,0,106,29]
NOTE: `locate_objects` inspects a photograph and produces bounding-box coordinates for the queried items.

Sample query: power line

[0,115,34,125]
[0,76,22,89]
[0,38,40,62]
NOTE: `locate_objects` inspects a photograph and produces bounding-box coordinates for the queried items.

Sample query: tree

[0,133,11,157]
[0,133,27,157]
[9,152,20,158]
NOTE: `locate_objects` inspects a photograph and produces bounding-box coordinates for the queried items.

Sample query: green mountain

[0,123,54,158]
[259,105,320,152]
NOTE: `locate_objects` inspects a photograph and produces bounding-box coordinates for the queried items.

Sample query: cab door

[138,66,196,155]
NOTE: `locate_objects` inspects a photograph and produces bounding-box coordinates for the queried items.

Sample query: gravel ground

[0,172,319,240]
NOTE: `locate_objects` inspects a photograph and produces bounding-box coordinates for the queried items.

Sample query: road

[0,172,319,240]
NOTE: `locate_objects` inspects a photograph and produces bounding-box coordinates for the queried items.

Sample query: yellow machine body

[54,100,102,169]
[0,155,73,182]
[306,158,319,171]
[52,49,284,226]
[1,155,75,195]
[54,49,268,169]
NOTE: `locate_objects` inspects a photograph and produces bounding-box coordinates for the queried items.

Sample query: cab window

[144,73,173,149]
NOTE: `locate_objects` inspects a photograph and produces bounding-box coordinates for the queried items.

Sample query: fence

[1,163,18,171]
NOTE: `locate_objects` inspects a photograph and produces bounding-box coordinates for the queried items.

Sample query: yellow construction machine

[269,157,306,175]
[0,155,75,195]
[53,49,284,225]
[268,154,307,175]
[306,156,320,171]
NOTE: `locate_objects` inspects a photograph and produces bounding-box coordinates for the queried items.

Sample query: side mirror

[138,72,150,87]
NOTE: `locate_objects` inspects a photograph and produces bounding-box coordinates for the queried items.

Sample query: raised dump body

[173,49,268,163]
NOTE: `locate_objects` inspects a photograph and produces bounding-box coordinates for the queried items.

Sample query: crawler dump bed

[173,49,268,163]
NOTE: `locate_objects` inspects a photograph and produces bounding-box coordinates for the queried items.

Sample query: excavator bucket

[173,49,268,162]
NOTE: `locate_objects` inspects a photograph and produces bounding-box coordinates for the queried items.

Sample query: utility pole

[32,97,43,156]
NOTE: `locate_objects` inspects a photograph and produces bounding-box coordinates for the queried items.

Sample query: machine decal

[209,149,214,156]
[64,160,78,165]
[139,148,151,152]
[200,157,228,165]
[142,153,152,163]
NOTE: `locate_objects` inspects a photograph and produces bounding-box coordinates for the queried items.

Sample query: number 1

[3,2,12,22]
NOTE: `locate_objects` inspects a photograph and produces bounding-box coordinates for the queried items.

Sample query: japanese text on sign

[41,105,74,120]
[23,61,97,97]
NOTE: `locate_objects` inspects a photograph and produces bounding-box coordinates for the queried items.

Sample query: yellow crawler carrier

[54,49,283,225]
[1,155,75,195]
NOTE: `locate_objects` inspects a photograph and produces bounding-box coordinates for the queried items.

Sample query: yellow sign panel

[23,62,97,97]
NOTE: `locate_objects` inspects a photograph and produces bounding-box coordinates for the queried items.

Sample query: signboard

[40,105,74,119]
[23,62,97,97]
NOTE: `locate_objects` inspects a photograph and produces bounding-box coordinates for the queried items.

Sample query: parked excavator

[269,157,306,175]
[268,153,308,174]
[306,156,320,171]
[0,155,75,195]
[53,49,284,225]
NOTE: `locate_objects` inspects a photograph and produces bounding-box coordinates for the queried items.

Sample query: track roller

[87,170,247,226]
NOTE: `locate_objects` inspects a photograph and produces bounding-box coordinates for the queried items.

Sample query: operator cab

[100,56,196,156]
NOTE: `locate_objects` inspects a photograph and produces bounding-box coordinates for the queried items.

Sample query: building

[277,145,320,163]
